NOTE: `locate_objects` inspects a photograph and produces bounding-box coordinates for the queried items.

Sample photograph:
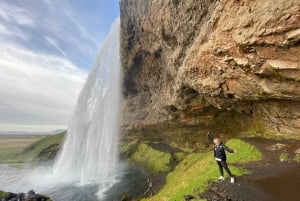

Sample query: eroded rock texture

[120,0,300,141]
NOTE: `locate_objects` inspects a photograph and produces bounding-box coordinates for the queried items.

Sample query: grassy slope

[0,191,9,198]
[0,133,65,163]
[122,140,172,173]
[131,143,171,173]
[15,133,65,162]
[142,139,262,201]
[0,136,42,163]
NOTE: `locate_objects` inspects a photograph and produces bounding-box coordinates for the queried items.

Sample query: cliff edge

[120,0,300,143]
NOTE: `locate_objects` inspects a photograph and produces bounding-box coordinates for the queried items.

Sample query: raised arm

[207,132,214,144]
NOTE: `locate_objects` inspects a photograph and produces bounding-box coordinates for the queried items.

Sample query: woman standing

[207,133,236,183]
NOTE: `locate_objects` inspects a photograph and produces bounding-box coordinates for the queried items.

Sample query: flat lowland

[0,135,43,163]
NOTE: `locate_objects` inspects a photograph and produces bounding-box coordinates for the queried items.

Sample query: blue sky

[0,0,120,132]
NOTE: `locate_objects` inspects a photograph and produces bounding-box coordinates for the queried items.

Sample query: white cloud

[0,1,35,26]
[0,23,28,40]
[44,36,67,56]
[0,0,118,132]
[0,42,87,131]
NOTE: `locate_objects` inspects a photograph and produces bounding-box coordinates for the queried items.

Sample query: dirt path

[199,138,300,201]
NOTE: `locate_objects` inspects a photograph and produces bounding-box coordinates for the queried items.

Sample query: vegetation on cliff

[121,137,262,200]
[140,139,261,201]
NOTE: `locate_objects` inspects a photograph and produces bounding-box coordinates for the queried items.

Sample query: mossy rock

[130,143,172,174]
[120,139,139,159]
[295,154,300,162]
[279,152,288,162]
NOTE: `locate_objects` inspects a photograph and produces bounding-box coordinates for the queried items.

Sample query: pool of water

[0,162,149,201]
[254,165,300,201]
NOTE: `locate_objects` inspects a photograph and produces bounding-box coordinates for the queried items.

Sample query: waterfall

[53,19,121,186]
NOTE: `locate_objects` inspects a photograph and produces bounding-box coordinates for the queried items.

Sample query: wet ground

[199,137,300,201]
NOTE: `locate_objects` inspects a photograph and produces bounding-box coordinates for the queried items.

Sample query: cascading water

[0,18,148,201]
[53,18,121,186]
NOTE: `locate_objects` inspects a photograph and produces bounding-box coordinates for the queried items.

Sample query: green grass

[295,154,300,162]
[131,143,172,173]
[279,152,288,162]
[0,146,23,163]
[0,136,43,163]
[15,133,65,162]
[0,133,65,163]
[226,139,262,163]
[173,152,186,162]
[142,139,262,201]
[0,190,9,198]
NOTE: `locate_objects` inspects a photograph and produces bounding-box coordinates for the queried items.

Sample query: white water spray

[53,19,121,185]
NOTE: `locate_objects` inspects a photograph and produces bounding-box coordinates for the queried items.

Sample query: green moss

[245,120,300,140]
[142,139,261,201]
[294,154,300,163]
[173,152,186,162]
[279,152,288,162]
[131,143,171,173]
[180,147,195,154]
[120,139,139,158]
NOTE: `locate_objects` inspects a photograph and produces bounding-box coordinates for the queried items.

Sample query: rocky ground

[198,138,300,201]
[0,189,51,201]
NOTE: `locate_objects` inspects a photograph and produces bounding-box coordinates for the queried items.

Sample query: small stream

[0,162,149,201]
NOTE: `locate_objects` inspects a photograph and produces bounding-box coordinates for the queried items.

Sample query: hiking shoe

[230,177,235,183]
[218,176,224,180]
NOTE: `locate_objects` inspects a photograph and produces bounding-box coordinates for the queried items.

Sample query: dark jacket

[207,134,234,161]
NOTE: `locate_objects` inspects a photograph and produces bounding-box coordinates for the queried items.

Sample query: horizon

[0,124,67,133]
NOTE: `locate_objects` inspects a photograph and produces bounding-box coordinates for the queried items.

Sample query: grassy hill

[0,132,65,163]
[17,132,65,162]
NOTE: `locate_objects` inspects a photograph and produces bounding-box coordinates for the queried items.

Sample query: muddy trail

[199,138,300,201]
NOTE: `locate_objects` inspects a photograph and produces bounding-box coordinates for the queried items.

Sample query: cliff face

[120,0,300,142]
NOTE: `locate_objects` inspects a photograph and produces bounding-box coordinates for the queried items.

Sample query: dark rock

[0,190,51,201]
[121,194,132,201]
[183,194,195,201]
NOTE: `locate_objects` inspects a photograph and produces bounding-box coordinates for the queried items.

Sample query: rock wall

[120,0,300,141]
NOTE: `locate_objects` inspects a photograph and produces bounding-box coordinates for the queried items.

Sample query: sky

[0,0,120,132]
